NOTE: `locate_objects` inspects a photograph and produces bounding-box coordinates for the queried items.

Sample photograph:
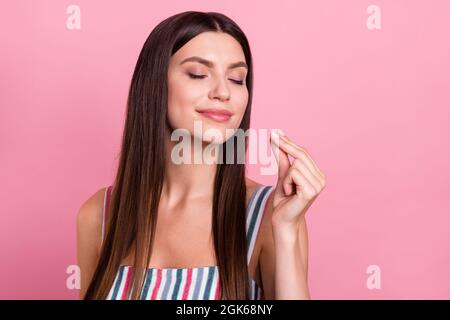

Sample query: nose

[208,77,231,102]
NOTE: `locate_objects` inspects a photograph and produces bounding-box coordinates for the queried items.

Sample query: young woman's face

[167,31,249,144]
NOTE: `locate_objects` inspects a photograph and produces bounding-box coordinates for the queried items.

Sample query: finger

[281,134,325,180]
[283,168,317,200]
[291,159,324,191]
[270,129,291,175]
[270,129,291,193]
[277,134,325,181]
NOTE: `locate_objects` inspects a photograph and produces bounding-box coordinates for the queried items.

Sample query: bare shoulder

[77,187,108,299]
[77,187,107,257]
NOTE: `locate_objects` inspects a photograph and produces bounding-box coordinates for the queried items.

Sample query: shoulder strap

[246,185,274,265]
[101,185,113,245]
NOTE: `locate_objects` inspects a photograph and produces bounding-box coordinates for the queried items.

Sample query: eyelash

[188,73,244,86]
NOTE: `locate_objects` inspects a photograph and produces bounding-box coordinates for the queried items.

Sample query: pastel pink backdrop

[1,0,449,299]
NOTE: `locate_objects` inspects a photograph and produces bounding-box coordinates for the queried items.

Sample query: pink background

[1,0,449,299]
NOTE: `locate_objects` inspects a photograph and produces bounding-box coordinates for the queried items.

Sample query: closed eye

[230,79,244,85]
[188,73,207,79]
[188,73,244,85]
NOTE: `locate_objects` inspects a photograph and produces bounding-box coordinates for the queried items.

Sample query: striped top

[101,184,274,300]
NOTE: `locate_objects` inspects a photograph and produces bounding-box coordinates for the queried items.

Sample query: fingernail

[277,129,286,137]
[270,129,279,139]
[270,129,280,145]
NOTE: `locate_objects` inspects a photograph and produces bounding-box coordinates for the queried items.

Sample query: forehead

[171,31,246,65]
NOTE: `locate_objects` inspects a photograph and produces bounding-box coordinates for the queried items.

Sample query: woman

[77,11,326,300]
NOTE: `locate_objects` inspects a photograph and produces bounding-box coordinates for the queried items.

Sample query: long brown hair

[84,11,254,300]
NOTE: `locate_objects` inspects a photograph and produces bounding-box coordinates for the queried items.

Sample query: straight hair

[84,11,254,300]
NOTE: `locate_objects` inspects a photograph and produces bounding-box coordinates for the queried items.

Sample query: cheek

[232,90,249,126]
[167,80,199,128]
[168,80,196,110]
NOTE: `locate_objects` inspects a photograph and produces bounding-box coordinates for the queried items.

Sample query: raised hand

[269,129,326,229]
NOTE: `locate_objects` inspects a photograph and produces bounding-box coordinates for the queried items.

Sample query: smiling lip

[196,108,233,122]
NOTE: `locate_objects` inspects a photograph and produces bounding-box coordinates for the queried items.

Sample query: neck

[162,127,220,207]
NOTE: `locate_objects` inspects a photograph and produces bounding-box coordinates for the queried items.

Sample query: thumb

[270,129,292,196]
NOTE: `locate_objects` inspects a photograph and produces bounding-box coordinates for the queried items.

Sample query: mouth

[196,108,233,123]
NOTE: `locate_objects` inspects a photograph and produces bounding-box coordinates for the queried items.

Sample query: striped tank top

[100,184,274,300]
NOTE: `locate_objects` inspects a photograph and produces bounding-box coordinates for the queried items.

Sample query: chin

[203,126,240,144]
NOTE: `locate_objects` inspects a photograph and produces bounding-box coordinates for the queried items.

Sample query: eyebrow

[180,56,248,70]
